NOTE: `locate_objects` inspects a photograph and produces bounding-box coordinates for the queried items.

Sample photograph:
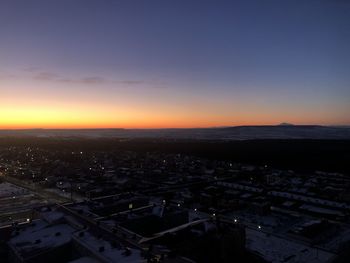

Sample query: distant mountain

[1,126,350,140]
[278,122,295,126]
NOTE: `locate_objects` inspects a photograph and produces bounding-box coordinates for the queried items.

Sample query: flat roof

[9,220,75,258]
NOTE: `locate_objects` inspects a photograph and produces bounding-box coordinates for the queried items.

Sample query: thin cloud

[78,77,106,84]
[21,69,167,88]
[115,80,145,85]
[34,72,60,81]
[23,67,41,72]
[32,72,108,85]
[0,73,17,80]
[52,77,106,84]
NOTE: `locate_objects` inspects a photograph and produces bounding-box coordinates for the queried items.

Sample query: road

[2,174,70,203]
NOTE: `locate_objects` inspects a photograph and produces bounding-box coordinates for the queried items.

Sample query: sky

[0,0,349,129]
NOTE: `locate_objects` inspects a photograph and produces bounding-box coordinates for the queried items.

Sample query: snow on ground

[41,211,65,223]
[246,228,335,263]
[0,182,28,198]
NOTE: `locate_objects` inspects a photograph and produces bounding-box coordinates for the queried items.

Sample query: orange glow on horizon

[1,107,347,129]
[1,82,349,129]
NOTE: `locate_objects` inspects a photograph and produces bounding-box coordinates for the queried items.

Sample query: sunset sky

[1,0,349,129]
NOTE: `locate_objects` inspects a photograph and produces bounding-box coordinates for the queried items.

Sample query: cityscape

[1,0,350,262]
[0,137,350,262]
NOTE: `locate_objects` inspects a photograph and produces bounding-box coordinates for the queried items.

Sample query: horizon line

[1,124,350,131]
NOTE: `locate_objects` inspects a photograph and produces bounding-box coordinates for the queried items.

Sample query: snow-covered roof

[9,220,75,257]
[73,231,144,263]
[299,204,345,217]
[217,181,263,193]
[68,257,100,263]
[268,191,350,209]
[246,228,335,263]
